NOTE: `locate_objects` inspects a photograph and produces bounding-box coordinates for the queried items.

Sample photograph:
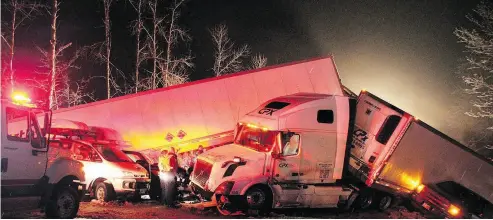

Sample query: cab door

[1,106,48,209]
[272,131,303,206]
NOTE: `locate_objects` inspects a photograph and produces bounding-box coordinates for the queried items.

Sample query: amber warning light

[11,91,36,108]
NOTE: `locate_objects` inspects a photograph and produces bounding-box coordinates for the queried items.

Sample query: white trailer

[348,91,493,215]
[50,56,345,157]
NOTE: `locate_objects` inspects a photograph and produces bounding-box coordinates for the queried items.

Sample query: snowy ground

[2,200,425,219]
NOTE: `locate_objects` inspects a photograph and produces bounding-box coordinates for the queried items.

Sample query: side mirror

[271,151,282,159]
[31,137,46,149]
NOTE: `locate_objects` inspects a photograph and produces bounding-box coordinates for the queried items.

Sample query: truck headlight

[215,181,234,195]
[159,172,175,181]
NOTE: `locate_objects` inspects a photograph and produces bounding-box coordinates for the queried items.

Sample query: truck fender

[45,157,86,185]
[228,176,270,196]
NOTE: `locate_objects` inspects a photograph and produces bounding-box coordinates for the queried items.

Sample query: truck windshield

[234,125,278,152]
[94,144,133,163]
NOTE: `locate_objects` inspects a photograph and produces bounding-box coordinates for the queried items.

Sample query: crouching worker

[158,147,179,208]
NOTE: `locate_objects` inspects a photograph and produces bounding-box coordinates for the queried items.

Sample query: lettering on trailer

[258,108,279,116]
[318,163,332,179]
[364,100,381,111]
[352,128,369,149]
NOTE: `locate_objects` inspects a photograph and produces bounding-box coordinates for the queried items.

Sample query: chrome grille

[191,159,213,188]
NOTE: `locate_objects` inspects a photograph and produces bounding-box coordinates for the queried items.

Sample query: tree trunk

[104,0,112,99]
[164,8,176,87]
[151,0,157,89]
[9,1,17,94]
[134,0,142,93]
[49,0,58,109]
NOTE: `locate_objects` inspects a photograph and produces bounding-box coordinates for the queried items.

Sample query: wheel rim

[246,189,266,209]
[216,196,233,216]
[379,196,392,210]
[57,191,75,218]
[360,195,373,209]
[96,187,106,201]
[346,193,358,208]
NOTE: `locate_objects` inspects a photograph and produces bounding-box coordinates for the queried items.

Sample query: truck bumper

[112,178,150,196]
[190,182,214,200]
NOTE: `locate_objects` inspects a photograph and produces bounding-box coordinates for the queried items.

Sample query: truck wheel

[95,183,115,202]
[216,195,234,216]
[245,186,272,216]
[358,189,374,210]
[339,191,359,211]
[45,186,80,219]
[378,195,393,211]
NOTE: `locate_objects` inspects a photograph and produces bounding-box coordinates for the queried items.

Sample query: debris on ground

[2,200,426,219]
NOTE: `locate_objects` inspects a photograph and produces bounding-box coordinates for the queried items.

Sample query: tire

[339,191,359,211]
[378,195,393,211]
[245,186,272,216]
[95,183,115,202]
[45,186,80,219]
[358,189,374,210]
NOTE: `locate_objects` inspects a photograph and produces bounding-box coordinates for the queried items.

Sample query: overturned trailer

[50,57,345,158]
[348,91,493,217]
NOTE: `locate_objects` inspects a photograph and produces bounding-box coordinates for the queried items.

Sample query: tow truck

[1,92,86,218]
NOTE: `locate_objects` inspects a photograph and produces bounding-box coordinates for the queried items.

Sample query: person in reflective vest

[158,147,178,207]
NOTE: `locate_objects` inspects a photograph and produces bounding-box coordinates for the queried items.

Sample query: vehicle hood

[197,144,268,191]
[114,161,148,174]
[199,144,267,164]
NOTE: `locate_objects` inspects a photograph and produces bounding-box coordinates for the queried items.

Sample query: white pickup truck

[1,98,86,218]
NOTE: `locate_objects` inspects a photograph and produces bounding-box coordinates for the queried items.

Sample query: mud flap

[38,176,53,210]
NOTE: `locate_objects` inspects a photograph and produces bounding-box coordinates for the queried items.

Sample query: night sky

[3,0,483,141]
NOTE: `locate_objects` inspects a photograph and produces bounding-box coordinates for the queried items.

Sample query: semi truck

[347,90,493,217]
[189,92,358,215]
[1,96,86,218]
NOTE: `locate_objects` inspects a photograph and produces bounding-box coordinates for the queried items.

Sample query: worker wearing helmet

[158,147,178,208]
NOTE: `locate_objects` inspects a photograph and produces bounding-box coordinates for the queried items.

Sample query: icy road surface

[2,200,425,219]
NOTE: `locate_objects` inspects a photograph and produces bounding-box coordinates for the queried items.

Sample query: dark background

[2,0,483,142]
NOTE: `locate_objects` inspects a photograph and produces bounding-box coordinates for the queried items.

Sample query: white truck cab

[48,122,150,201]
[190,93,357,215]
[1,99,86,218]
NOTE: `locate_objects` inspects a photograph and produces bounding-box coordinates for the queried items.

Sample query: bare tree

[147,0,163,89]
[36,42,86,109]
[102,0,115,99]
[161,0,191,86]
[1,0,44,93]
[454,1,493,130]
[129,0,147,93]
[210,24,250,77]
[48,0,60,109]
[249,54,268,70]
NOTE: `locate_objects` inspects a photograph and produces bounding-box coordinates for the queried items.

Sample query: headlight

[159,172,175,181]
